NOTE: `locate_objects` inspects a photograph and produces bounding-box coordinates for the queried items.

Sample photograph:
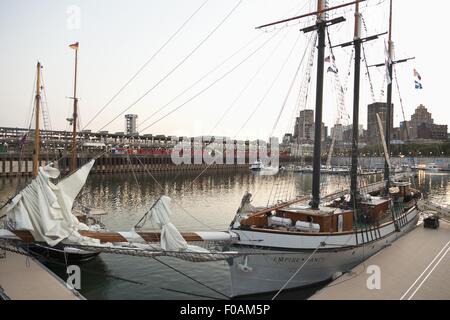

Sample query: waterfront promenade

[310,220,450,300]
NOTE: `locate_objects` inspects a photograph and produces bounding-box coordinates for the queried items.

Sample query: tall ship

[226,0,422,297]
[0,0,424,299]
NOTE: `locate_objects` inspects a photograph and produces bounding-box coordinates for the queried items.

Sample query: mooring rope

[271,238,328,300]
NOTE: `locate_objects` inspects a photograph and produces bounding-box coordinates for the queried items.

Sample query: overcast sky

[0,0,448,140]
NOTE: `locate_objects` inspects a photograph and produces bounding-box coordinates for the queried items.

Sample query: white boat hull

[228,207,419,297]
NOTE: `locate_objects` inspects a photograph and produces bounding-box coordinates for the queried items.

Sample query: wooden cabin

[240,205,354,234]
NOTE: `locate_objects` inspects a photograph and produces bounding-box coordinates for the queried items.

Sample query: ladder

[296,33,317,117]
[325,30,350,168]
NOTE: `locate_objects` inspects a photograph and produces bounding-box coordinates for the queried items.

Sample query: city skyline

[1,0,449,141]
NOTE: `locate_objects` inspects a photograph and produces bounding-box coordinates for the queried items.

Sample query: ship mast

[384,0,393,192]
[333,1,384,205]
[349,0,362,204]
[70,42,79,173]
[255,1,366,209]
[32,62,42,178]
[310,0,327,210]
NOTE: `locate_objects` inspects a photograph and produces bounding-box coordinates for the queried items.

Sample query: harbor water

[1,169,449,299]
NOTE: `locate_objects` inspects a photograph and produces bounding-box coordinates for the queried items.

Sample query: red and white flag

[69,42,79,50]
[414,68,422,81]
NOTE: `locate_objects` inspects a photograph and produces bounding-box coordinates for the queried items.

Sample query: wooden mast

[384,0,393,191]
[32,62,42,178]
[254,2,361,210]
[70,43,79,173]
[350,0,361,204]
[310,0,327,210]
[331,1,384,205]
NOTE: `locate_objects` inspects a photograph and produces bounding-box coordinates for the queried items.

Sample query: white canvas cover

[148,196,208,253]
[1,160,99,247]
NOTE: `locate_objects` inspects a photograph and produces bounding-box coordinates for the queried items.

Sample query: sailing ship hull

[24,243,100,263]
[228,207,419,297]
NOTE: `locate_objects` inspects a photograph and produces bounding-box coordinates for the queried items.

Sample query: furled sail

[148,196,209,253]
[1,160,99,247]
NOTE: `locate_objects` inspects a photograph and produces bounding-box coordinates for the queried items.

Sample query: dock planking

[0,246,83,300]
[309,220,450,300]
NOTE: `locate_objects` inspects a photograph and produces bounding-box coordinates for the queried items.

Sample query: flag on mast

[327,66,338,74]
[414,68,422,80]
[414,68,423,89]
[415,81,423,90]
[69,42,79,50]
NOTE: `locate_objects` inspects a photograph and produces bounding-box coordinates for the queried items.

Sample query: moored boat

[225,0,423,297]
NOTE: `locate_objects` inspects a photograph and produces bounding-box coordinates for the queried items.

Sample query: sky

[0,0,449,141]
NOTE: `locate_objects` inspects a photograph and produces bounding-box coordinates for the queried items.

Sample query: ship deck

[309,219,450,300]
[0,245,83,300]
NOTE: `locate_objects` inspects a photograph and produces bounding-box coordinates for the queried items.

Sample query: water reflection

[415,171,450,205]
[1,170,448,300]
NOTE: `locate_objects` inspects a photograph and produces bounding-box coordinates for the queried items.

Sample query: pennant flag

[415,80,423,90]
[324,56,331,63]
[69,42,79,50]
[414,68,422,81]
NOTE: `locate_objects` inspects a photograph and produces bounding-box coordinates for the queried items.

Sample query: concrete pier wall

[1,153,449,177]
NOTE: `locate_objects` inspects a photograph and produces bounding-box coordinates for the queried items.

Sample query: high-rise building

[292,109,327,144]
[367,102,394,145]
[295,110,315,143]
[125,114,138,136]
[332,124,364,143]
[400,105,447,141]
[282,133,293,144]
[432,124,448,141]
[410,104,433,139]
[331,124,344,142]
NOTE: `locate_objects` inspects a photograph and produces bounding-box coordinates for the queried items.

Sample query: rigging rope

[270,32,314,138]
[15,68,38,194]
[139,29,279,134]
[234,33,303,139]
[83,0,210,130]
[132,154,219,231]
[153,256,230,299]
[267,33,317,206]
[271,239,328,300]
[209,30,285,134]
[138,32,264,131]
[24,70,38,130]
[97,0,243,132]
[393,63,410,141]
[361,16,376,103]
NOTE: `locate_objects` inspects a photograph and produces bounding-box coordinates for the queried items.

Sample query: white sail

[148,196,208,253]
[1,160,99,247]
[57,160,95,206]
[376,113,392,170]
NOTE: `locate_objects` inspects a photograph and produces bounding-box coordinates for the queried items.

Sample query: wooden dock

[0,246,83,300]
[309,220,450,300]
